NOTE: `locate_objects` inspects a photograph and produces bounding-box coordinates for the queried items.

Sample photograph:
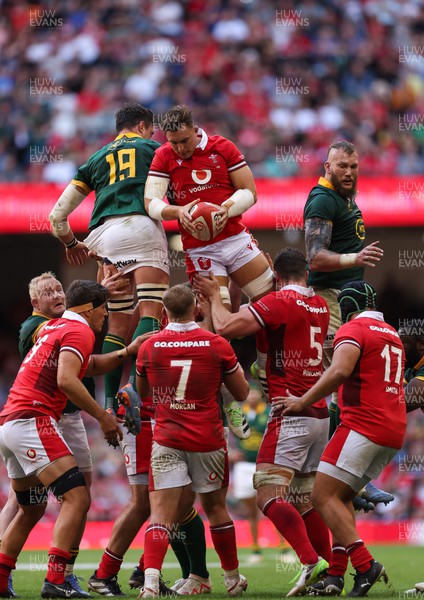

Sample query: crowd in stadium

[0,0,423,182]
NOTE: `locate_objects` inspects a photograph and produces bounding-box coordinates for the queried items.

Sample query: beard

[329,174,358,200]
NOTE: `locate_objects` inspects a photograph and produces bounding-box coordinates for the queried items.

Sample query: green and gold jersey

[404,355,424,384]
[18,312,90,414]
[304,177,365,289]
[236,401,270,463]
[18,312,49,359]
[72,133,160,230]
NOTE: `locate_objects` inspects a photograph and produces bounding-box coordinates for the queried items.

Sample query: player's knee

[136,283,169,306]
[107,294,134,315]
[49,467,89,511]
[253,467,294,500]
[241,267,274,301]
[15,486,48,507]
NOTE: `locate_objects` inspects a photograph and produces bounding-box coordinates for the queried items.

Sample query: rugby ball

[187,201,221,242]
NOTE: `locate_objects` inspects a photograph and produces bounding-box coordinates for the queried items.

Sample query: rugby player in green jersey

[304,141,391,510]
[49,103,169,412]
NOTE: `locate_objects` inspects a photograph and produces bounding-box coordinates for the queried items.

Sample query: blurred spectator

[0,0,422,181]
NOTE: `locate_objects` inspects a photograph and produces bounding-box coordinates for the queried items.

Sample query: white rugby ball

[187,201,221,241]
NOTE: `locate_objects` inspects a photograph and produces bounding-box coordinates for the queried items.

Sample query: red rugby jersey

[2,312,94,422]
[149,129,249,249]
[249,285,329,418]
[136,321,238,451]
[334,311,406,449]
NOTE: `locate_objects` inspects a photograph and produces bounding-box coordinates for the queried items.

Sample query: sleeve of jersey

[71,161,93,195]
[60,327,95,365]
[304,190,337,222]
[333,322,363,353]
[248,294,280,329]
[220,138,248,173]
[135,345,148,378]
[219,338,239,374]
[148,148,170,181]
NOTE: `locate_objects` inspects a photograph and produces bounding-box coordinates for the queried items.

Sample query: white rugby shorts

[84,214,170,275]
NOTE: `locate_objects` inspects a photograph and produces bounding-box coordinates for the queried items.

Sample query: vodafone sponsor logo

[191,169,211,184]
[27,449,37,459]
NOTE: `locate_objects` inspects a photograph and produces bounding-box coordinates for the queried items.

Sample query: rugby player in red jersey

[144,104,274,396]
[0,281,124,599]
[280,281,406,597]
[135,284,249,598]
[195,248,331,597]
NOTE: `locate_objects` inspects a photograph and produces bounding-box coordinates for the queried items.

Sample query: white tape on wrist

[49,184,86,237]
[223,189,254,217]
[339,253,357,267]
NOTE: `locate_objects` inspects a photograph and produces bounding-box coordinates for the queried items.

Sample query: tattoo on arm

[305,218,334,262]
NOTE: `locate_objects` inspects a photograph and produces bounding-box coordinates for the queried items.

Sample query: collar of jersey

[196,128,208,150]
[114,132,143,140]
[352,310,384,322]
[281,284,315,297]
[413,354,424,371]
[61,309,89,326]
[32,310,53,320]
[318,176,335,190]
[165,321,200,332]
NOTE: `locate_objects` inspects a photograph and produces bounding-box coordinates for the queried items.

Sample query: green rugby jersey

[18,312,49,358]
[304,177,365,289]
[404,355,424,384]
[72,133,160,230]
[236,401,270,463]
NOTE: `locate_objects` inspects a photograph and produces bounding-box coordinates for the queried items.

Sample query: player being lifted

[49,103,169,411]
[144,104,274,394]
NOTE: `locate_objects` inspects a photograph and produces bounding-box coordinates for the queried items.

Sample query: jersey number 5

[106,149,136,184]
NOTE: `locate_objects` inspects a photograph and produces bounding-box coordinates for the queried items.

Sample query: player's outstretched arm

[49,182,89,266]
[279,342,360,416]
[305,218,383,272]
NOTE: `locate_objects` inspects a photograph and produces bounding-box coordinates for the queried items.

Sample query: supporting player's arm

[57,350,122,443]
[194,272,260,339]
[86,332,154,376]
[278,342,360,415]
[49,182,90,266]
[305,218,383,272]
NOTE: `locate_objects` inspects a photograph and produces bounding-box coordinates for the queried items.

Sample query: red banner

[1,177,423,234]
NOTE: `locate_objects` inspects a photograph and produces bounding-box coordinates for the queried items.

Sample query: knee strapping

[241,267,274,300]
[136,283,168,304]
[107,294,134,314]
[15,486,48,506]
[290,476,314,494]
[253,467,294,490]
[49,467,86,499]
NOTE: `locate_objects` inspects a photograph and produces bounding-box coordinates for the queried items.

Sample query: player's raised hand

[66,241,89,266]
[193,271,220,299]
[178,198,200,234]
[356,241,384,267]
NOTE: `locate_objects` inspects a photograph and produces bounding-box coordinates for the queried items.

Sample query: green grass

[12,545,424,598]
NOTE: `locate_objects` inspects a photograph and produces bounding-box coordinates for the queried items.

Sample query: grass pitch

[12,545,424,598]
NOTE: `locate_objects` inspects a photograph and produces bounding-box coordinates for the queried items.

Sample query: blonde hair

[28,271,59,301]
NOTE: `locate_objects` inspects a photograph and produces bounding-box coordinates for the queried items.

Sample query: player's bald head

[327,140,357,161]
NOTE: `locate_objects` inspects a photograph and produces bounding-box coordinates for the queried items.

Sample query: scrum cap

[337,280,377,324]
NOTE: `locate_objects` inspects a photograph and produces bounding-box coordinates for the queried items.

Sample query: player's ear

[31,298,39,310]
